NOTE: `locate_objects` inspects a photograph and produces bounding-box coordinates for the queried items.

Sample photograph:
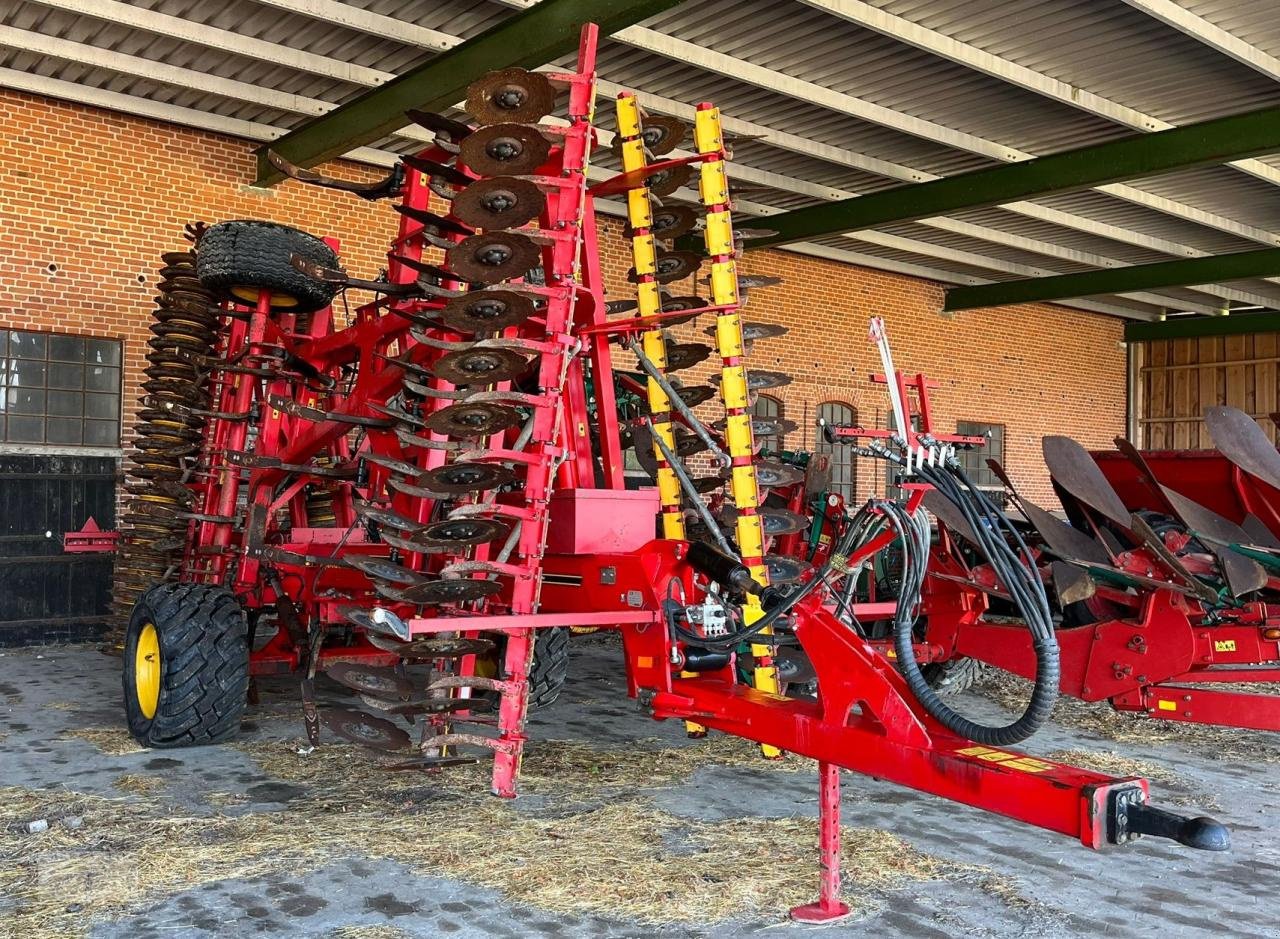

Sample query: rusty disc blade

[420,462,517,494]
[353,502,426,533]
[674,431,708,457]
[706,321,787,341]
[344,556,430,585]
[447,232,541,285]
[395,579,504,605]
[326,663,415,700]
[1042,436,1131,529]
[690,476,722,494]
[648,204,699,240]
[647,163,693,197]
[322,707,411,751]
[1204,405,1280,492]
[459,122,551,175]
[663,342,713,372]
[365,634,497,659]
[721,505,809,536]
[746,370,793,392]
[441,290,536,333]
[465,68,555,125]
[751,459,805,488]
[642,250,702,285]
[419,517,508,547]
[712,416,797,438]
[452,176,546,230]
[423,401,522,438]
[669,385,717,409]
[764,554,811,585]
[430,346,531,385]
[361,452,423,478]
[640,115,688,155]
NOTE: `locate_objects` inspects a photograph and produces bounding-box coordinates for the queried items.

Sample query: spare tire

[196,220,339,314]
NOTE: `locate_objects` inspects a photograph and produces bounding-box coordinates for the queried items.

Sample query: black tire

[123,582,250,747]
[196,220,339,314]
[527,627,570,710]
[921,657,987,697]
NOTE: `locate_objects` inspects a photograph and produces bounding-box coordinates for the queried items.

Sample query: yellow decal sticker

[1214,640,1237,652]
[1157,699,1177,711]
[955,746,1050,773]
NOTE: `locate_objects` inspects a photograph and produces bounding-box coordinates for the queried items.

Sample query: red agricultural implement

[818,357,1280,733]
[113,25,1228,922]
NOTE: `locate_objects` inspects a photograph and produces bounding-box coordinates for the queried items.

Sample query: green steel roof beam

[734,104,1280,251]
[1125,312,1280,341]
[254,0,687,185]
[943,247,1280,313]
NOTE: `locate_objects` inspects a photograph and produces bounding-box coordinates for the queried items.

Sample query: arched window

[752,394,785,454]
[815,401,856,499]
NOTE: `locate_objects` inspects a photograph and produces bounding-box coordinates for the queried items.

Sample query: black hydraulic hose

[892,458,1059,746]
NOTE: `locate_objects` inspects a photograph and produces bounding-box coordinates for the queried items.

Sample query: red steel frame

[161,24,1223,919]
[836,371,1280,732]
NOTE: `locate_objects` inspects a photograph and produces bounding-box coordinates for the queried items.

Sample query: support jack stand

[790,761,853,924]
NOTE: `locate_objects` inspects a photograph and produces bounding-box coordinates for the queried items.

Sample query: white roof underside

[4,0,1280,321]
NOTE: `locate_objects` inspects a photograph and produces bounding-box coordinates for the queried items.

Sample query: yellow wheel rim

[135,622,161,720]
[230,285,299,308]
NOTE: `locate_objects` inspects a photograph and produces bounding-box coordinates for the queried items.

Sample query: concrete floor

[2,636,1278,938]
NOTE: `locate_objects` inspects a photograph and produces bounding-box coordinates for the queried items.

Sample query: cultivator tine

[267,395,394,428]
[1204,405,1280,491]
[393,203,475,238]
[399,151,473,187]
[289,254,421,296]
[404,110,474,143]
[1042,436,1132,529]
[459,122,553,176]
[387,252,471,287]
[265,150,403,199]
[428,675,507,694]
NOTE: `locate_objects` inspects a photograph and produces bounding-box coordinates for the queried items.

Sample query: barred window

[815,401,856,499]
[0,331,122,447]
[955,421,1006,500]
[752,394,785,453]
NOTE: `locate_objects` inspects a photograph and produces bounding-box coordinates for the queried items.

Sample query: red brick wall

[0,89,1126,508]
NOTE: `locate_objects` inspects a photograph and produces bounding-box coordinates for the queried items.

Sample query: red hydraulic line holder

[179,25,1225,923]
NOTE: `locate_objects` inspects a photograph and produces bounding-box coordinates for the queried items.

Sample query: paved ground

[1,636,1278,938]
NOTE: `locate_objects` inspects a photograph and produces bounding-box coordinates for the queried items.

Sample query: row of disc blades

[112,243,220,633]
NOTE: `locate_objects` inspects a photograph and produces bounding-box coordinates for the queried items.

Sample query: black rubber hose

[884,462,1060,746]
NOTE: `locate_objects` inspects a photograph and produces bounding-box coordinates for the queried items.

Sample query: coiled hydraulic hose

[882,457,1059,745]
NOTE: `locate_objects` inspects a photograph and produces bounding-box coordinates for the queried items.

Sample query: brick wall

[0,89,1126,509]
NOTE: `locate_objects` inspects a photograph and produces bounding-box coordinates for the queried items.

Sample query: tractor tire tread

[196,220,339,314]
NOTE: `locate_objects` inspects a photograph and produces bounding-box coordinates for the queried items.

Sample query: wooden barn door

[1133,332,1278,449]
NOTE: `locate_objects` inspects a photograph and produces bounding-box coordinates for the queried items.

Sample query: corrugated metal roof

[4,0,1280,321]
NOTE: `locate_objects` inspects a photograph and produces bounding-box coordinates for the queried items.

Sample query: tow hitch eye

[1109,786,1231,851]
